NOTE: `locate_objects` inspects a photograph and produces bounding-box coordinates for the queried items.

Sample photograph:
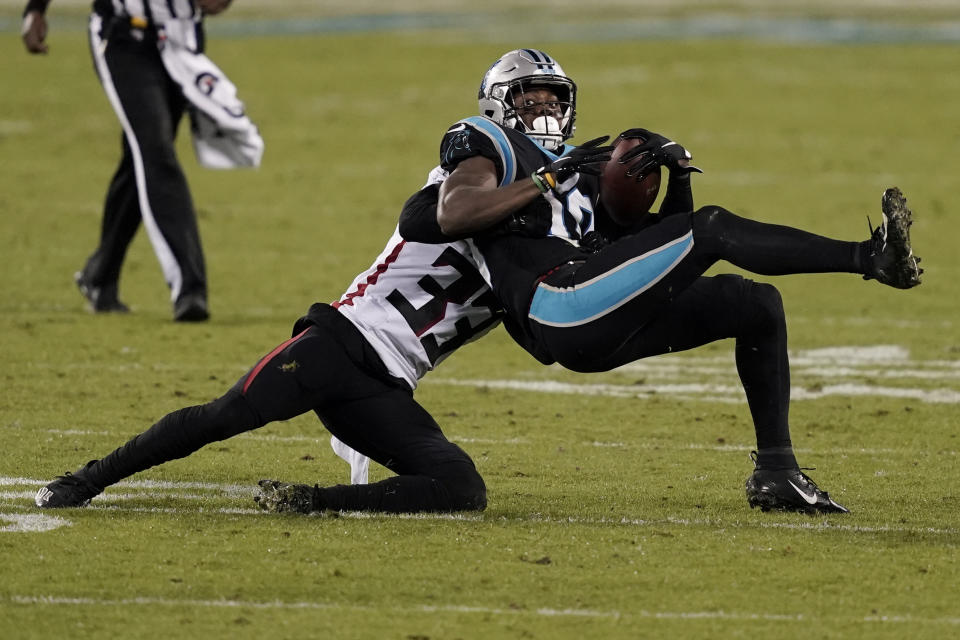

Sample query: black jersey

[439,117,601,339]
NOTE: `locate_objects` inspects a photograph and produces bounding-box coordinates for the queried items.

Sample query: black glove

[532,136,613,197]
[617,128,702,178]
[579,230,609,253]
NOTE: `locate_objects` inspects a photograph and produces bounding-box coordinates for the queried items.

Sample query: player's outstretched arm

[22,0,51,54]
[437,155,542,237]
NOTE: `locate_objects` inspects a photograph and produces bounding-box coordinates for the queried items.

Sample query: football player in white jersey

[34,183,506,514]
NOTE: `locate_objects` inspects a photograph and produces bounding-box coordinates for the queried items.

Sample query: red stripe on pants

[242,328,310,394]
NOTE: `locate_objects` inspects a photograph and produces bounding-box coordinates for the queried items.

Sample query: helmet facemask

[502,79,575,151]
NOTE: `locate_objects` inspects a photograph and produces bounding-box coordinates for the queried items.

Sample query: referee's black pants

[82,15,207,305]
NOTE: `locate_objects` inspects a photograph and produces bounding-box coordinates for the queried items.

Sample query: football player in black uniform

[400,48,923,514]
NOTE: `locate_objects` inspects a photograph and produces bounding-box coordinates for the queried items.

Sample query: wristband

[530,171,550,194]
[23,0,49,17]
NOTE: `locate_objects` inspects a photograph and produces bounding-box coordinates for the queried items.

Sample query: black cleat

[35,460,103,508]
[745,457,849,515]
[173,293,209,322]
[75,272,129,313]
[254,479,321,514]
[863,187,922,289]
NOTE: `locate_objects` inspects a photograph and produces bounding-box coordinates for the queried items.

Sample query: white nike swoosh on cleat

[34,487,53,506]
[787,479,819,505]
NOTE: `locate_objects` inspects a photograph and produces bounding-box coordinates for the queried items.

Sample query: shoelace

[866,215,886,253]
[55,472,87,485]
[795,469,821,491]
[54,471,102,493]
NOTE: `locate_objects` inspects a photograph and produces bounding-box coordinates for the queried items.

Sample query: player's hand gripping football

[617,128,702,178]
[532,136,613,197]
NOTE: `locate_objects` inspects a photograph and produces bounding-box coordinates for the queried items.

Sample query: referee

[22,0,237,322]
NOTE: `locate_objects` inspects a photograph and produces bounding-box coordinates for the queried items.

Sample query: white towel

[330,436,370,485]
[156,18,264,169]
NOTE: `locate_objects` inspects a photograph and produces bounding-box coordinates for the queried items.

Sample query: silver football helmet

[478,49,577,150]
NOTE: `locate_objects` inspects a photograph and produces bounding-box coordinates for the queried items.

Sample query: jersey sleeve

[439,120,507,184]
[398,183,470,243]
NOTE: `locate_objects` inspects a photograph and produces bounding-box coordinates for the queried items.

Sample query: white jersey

[331,230,501,483]
[330,169,502,482]
[333,229,503,390]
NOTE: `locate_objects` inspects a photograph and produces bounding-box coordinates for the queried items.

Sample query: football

[599,136,661,226]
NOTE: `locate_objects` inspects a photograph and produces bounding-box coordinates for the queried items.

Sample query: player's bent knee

[693,205,734,229]
[450,487,487,511]
[442,465,488,511]
[691,205,738,251]
[745,280,785,334]
[750,281,784,315]
[752,281,783,308]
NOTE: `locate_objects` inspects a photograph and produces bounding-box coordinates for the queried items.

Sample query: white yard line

[4,594,959,626]
[429,378,960,404]
[0,513,73,532]
[2,478,958,537]
[424,344,960,403]
[0,476,254,493]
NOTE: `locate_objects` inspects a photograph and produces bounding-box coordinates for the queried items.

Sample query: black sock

[755,446,798,470]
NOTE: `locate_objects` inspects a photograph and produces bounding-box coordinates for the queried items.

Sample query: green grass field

[2,3,959,638]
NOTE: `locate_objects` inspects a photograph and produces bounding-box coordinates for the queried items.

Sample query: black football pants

[82,15,206,303]
[82,307,486,512]
[529,206,863,452]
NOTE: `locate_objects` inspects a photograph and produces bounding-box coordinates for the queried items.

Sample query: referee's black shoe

[745,457,849,514]
[174,293,209,322]
[35,460,103,508]
[75,272,129,313]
